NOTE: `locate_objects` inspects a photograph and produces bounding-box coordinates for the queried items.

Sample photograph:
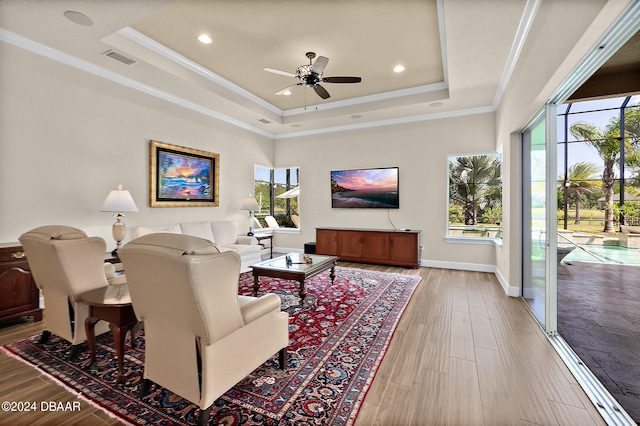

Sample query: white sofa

[133,220,261,272]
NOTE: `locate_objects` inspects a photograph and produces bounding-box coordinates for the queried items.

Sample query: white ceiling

[0,0,529,137]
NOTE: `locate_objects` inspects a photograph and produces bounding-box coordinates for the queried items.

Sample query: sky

[254,165,298,186]
[331,167,398,191]
[557,95,639,180]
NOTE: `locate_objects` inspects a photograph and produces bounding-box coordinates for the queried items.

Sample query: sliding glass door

[522,105,558,333]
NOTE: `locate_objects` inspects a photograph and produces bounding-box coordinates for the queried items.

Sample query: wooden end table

[250,253,338,307]
[254,234,274,258]
[82,284,137,383]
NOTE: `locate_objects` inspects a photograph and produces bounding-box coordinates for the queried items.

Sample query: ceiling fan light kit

[264,52,362,100]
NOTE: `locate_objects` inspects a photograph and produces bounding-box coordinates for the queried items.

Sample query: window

[254,165,299,228]
[447,153,502,238]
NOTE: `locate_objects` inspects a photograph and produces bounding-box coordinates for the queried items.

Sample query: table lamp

[100,185,138,255]
[240,196,260,236]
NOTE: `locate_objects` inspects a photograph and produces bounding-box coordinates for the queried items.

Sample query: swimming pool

[562,244,640,265]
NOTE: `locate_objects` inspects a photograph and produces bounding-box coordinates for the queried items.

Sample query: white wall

[0,43,273,246]
[495,0,630,293]
[1,38,500,272]
[275,113,498,270]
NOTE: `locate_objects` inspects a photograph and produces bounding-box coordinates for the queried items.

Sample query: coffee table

[82,283,138,383]
[250,253,338,307]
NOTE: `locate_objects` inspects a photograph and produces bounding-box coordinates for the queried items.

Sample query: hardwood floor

[0,263,606,425]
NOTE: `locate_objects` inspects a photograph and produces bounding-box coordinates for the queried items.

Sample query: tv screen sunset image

[331,167,399,208]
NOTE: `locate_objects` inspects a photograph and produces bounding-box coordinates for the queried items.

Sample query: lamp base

[112,217,126,258]
[247,231,255,236]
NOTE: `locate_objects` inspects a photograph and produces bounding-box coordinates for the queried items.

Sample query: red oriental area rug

[2,267,421,425]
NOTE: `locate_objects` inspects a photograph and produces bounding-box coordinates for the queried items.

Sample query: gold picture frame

[149,140,219,207]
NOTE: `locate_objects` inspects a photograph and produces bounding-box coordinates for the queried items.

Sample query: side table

[82,284,137,382]
[255,234,274,259]
[0,243,42,322]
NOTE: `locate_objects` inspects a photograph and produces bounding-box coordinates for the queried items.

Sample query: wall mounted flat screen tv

[331,167,399,208]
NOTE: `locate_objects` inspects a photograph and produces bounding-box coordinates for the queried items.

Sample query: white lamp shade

[100,185,138,213]
[240,197,259,211]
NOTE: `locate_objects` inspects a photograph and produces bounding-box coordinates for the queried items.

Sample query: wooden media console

[315,227,421,268]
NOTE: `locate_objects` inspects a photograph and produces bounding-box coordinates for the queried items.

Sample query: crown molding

[0,27,273,138]
[274,105,495,139]
[117,26,282,116]
[492,0,541,109]
[281,83,449,117]
[1,26,494,140]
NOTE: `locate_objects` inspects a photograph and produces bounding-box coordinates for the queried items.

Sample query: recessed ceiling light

[64,10,93,26]
[283,90,292,96]
[291,124,301,128]
[393,65,405,73]
[198,34,212,44]
[351,114,363,119]
[430,101,443,107]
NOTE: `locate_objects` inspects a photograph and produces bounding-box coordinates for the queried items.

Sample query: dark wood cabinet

[338,230,365,258]
[316,228,339,255]
[316,228,420,268]
[0,243,42,322]
[389,232,419,265]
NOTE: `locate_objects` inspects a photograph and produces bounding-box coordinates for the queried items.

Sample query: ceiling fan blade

[310,56,329,74]
[275,83,301,95]
[314,84,330,99]
[323,76,362,83]
[263,67,296,78]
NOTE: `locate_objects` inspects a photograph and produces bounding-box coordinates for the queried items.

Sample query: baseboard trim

[419,259,519,297]
[419,259,493,272]
[493,267,519,297]
[272,249,519,297]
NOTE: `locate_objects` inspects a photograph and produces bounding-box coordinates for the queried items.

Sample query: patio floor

[557,260,640,423]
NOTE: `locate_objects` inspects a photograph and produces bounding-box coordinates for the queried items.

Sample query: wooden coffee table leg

[84,316,99,366]
[252,274,260,297]
[297,278,306,307]
[330,265,336,284]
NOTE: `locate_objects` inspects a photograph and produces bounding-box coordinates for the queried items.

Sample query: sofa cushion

[180,221,216,243]
[211,221,239,247]
[134,224,182,239]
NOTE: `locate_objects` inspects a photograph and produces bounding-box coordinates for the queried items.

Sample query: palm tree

[449,155,501,225]
[560,162,600,224]
[570,105,640,232]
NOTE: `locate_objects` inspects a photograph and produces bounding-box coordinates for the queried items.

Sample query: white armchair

[19,225,118,360]
[118,233,289,425]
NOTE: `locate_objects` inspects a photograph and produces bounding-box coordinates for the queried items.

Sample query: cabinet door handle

[11,251,25,259]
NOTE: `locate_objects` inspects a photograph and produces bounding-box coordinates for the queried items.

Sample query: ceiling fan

[263,52,362,100]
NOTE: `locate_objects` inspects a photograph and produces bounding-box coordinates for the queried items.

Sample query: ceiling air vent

[104,50,136,66]
[258,118,271,124]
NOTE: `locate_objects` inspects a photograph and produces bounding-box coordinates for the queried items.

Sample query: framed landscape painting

[149,140,219,207]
